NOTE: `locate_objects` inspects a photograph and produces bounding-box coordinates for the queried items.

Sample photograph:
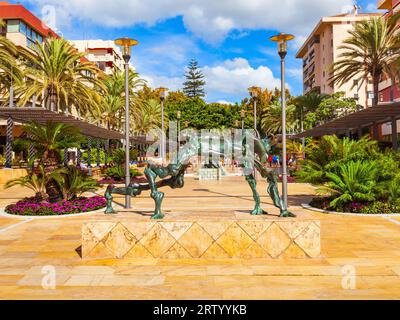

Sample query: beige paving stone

[1,178,400,299]
[103,223,137,259]
[160,222,193,240]
[140,224,176,258]
[237,221,272,241]
[257,223,291,258]
[294,222,321,258]
[178,223,214,258]
[216,223,254,258]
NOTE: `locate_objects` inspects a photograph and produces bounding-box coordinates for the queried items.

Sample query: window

[19,21,27,35]
[353,79,359,87]
[354,93,359,100]
[368,91,374,99]
[6,20,20,33]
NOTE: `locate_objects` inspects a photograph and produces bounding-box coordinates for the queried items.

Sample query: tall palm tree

[93,69,144,131]
[0,20,23,101]
[17,38,102,115]
[261,101,297,136]
[330,15,400,107]
[132,98,163,135]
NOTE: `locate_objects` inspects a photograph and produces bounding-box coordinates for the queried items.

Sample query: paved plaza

[1,177,400,300]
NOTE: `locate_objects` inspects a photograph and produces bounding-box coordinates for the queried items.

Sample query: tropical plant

[330,15,400,107]
[295,135,379,184]
[94,69,144,131]
[110,148,139,165]
[260,101,297,135]
[17,38,102,115]
[5,165,49,199]
[0,32,24,100]
[317,160,378,210]
[50,166,99,200]
[14,121,84,168]
[105,165,142,181]
[132,98,163,134]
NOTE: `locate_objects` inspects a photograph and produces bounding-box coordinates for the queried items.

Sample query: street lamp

[270,32,295,209]
[241,109,246,132]
[114,36,138,209]
[177,111,181,147]
[156,87,168,164]
[248,86,261,133]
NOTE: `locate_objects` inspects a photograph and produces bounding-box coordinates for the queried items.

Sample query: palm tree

[14,121,84,169]
[0,21,23,102]
[294,92,327,131]
[17,38,102,115]
[260,101,297,136]
[330,16,400,107]
[5,165,50,200]
[93,70,144,131]
[132,98,163,135]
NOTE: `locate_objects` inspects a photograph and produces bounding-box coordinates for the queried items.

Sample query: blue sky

[21,0,382,103]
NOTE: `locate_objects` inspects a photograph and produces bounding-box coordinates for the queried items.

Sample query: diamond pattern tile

[103,223,137,259]
[82,219,321,259]
[257,223,291,258]
[178,223,214,258]
[216,223,254,257]
[139,224,176,258]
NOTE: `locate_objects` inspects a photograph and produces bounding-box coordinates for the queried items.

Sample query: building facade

[0,1,58,50]
[377,0,400,103]
[296,11,380,108]
[70,40,124,75]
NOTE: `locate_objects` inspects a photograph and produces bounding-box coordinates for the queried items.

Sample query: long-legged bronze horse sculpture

[104,132,295,219]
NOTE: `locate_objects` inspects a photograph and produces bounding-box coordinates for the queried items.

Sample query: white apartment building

[70,40,125,75]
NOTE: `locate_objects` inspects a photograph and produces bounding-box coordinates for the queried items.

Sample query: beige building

[296,12,380,107]
[70,40,125,75]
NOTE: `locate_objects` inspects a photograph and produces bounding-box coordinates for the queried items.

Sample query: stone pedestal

[82,219,320,259]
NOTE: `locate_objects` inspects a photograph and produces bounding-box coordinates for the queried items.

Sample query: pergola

[0,107,124,170]
[295,102,400,150]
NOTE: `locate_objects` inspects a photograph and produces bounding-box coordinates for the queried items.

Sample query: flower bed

[310,197,400,214]
[5,196,106,216]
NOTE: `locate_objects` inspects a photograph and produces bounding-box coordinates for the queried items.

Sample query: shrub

[105,165,142,181]
[317,160,378,210]
[50,166,100,200]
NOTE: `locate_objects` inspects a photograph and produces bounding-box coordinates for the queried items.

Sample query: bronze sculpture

[104,132,295,219]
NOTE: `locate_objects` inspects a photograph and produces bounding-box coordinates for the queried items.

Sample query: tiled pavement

[1,177,400,299]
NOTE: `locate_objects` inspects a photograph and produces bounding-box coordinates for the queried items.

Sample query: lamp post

[248,86,261,133]
[115,36,138,209]
[156,87,168,164]
[270,32,295,209]
[177,111,181,147]
[241,109,246,132]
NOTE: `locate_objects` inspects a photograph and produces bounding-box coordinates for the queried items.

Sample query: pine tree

[183,59,206,98]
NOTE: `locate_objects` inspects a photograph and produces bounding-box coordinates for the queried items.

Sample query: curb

[0,207,109,220]
[301,203,400,217]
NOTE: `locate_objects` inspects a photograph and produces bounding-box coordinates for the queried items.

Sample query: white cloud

[30,0,353,43]
[203,58,281,100]
[141,57,281,102]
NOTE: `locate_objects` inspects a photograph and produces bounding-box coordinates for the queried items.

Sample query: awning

[0,107,124,140]
[295,102,400,138]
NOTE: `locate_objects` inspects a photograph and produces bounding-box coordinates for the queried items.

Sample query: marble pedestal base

[82,219,320,259]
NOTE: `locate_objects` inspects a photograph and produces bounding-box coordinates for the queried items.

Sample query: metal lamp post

[156,87,168,164]
[270,32,295,209]
[177,111,181,147]
[241,109,246,132]
[248,87,261,133]
[115,37,139,209]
